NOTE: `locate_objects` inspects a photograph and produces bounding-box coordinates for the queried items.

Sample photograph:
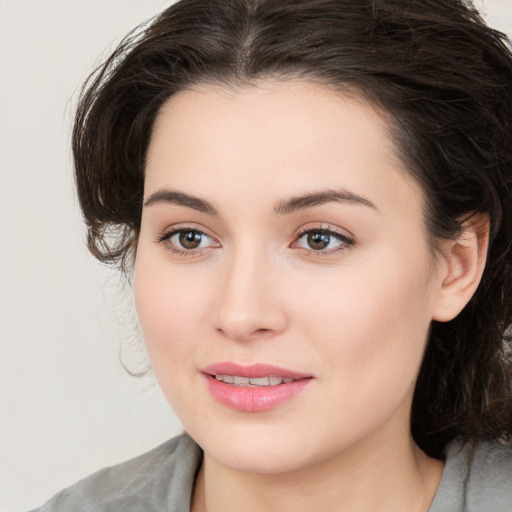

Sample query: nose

[214,248,288,342]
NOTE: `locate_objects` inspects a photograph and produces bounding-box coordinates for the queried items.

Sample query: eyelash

[293,225,354,256]
[156,225,219,257]
[156,224,354,257]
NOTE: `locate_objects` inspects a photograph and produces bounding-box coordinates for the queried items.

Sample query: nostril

[214,284,288,341]
[216,326,275,341]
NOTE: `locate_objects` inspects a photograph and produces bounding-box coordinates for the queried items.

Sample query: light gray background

[1,1,511,511]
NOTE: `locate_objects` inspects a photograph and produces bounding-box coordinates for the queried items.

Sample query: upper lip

[201,362,312,380]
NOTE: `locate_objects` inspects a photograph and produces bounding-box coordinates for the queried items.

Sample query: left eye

[164,229,215,251]
[295,229,350,251]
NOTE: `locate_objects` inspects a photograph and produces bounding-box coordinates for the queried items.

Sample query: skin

[134,81,487,512]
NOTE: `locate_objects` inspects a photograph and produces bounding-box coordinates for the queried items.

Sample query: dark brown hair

[72,0,512,459]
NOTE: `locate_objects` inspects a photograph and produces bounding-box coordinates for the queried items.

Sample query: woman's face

[135,81,447,473]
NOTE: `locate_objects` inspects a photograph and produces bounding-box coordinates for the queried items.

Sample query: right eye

[158,227,219,255]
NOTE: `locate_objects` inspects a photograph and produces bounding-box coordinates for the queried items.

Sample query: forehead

[149,81,395,167]
[145,81,422,217]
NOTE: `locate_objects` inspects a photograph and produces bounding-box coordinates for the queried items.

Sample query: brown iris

[179,231,203,249]
[307,231,331,250]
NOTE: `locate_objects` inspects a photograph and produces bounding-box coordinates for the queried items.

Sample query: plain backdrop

[1,1,511,511]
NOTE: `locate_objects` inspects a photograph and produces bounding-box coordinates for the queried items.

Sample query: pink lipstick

[201,362,313,412]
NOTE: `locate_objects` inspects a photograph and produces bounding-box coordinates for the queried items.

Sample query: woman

[33,0,512,510]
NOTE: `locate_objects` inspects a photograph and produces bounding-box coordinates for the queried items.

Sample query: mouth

[201,362,313,412]
[213,374,296,387]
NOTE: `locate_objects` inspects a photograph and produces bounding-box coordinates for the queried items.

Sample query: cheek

[133,252,208,374]
[293,256,435,399]
[134,259,215,422]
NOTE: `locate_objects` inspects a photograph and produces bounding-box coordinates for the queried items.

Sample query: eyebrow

[143,187,377,216]
[275,189,377,215]
[143,190,219,215]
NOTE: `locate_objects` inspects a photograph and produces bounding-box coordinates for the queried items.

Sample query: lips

[201,362,313,412]
[214,374,295,386]
[202,362,311,380]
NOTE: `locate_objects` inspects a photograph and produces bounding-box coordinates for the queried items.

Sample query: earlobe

[432,214,489,322]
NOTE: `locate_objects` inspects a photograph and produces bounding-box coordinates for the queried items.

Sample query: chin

[213,443,313,474]
[187,420,331,475]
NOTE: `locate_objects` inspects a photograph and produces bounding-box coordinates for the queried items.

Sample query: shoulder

[430,439,512,512]
[29,433,202,512]
[463,440,512,510]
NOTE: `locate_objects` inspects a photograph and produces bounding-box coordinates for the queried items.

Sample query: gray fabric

[29,434,201,512]
[429,440,512,512]
[30,434,511,512]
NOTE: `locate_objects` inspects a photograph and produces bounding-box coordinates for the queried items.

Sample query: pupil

[179,231,201,249]
[308,232,330,250]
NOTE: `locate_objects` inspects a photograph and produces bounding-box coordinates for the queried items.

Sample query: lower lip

[204,375,312,412]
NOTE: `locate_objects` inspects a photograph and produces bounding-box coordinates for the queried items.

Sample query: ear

[432,214,489,322]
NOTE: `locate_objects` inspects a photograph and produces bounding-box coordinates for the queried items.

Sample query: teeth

[215,374,295,387]
[215,374,234,384]
[249,377,270,386]
[234,376,250,386]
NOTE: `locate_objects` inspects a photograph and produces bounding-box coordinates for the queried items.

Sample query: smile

[202,362,313,412]
[214,374,295,386]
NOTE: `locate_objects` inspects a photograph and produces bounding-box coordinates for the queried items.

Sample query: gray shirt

[30,434,512,512]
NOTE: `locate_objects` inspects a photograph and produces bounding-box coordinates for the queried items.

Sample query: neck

[192,428,444,512]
